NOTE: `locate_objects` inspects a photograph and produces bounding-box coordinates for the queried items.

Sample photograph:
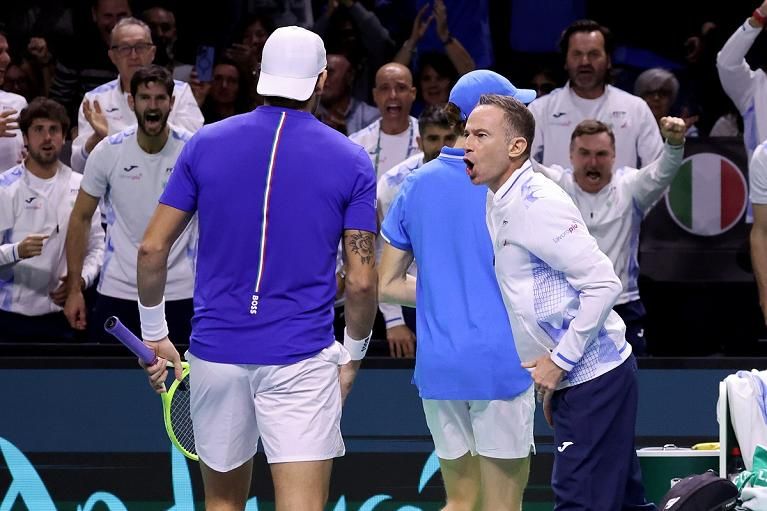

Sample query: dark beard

[137,116,168,136]
[28,149,58,166]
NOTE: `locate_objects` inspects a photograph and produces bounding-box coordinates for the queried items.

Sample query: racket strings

[169,376,196,456]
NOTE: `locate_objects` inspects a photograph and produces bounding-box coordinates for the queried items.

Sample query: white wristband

[138,298,170,341]
[343,327,372,361]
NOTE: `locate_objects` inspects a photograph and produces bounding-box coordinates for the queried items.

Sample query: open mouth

[385,105,402,114]
[464,158,475,177]
[585,170,601,182]
[144,111,162,127]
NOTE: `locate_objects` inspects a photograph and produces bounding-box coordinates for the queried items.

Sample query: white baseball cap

[257,26,327,101]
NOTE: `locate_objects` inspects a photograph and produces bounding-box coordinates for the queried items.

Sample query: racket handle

[104,316,159,366]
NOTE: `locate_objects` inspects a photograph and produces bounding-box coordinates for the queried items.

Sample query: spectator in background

[409,52,459,117]
[241,12,271,56]
[634,68,698,136]
[350,61,418,359]
[317,52,379,135]
[246,0,314,28]
[532,118,687,355]
[350,62,419,180]
[49,0,132,123]
[375,105,460,357]
[226,12,274,76]
[528,19,663,170]
[20,36,55,98]
[142,5,192,82]
[0,32,27,173]
[0,98,104,342]
[676,20,728,136]
[528,66,560,98]
[224,12,275,106]
[314,0,395,103]
[393,0,474,119]
[64,65,196,343]
[2,63,35,102]
[411,0,492,70]
[717,2,767,169]
[70,17,203,173]
[197,59,253,124]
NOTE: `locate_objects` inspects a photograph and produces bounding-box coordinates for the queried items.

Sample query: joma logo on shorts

[552,223,579,243]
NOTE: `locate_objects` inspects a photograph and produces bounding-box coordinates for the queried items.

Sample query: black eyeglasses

[110,43,154,57]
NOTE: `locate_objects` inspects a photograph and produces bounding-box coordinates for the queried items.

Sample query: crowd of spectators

[1,0,767,357]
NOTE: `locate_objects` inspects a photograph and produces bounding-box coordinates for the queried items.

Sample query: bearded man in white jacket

[0,98,104,341]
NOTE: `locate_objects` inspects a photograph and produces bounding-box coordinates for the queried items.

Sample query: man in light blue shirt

[378,70,535,511]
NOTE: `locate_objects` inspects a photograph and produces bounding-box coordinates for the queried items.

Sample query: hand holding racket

[104,316,198,461]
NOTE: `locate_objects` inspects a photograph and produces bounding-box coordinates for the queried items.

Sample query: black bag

[658,470,739,511]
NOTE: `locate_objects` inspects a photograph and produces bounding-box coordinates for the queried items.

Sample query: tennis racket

[104,316,198,461]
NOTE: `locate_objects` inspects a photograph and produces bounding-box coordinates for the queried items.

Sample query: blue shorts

[551,355,656,511]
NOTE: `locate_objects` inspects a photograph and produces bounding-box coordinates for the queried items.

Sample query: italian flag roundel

[665,153,747,236]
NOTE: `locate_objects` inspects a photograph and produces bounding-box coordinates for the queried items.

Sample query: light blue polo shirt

[381,146,532,400]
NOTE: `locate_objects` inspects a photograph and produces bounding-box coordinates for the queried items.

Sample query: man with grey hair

[634,68,697,135]
[70,16,203,173]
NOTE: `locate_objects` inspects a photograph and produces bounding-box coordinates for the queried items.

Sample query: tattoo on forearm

[346,231,375,265]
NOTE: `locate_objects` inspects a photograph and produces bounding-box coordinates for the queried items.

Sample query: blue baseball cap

[448,70,537,120]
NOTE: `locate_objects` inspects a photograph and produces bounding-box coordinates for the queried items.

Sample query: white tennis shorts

[187,341,350,472]
[422,385,535,460]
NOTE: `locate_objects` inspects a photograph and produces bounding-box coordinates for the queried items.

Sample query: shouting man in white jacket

[0,98,104,342]
[532,116,686,355]
[466,94,654,511]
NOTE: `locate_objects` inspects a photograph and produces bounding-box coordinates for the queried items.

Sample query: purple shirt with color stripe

[160,106,376,364]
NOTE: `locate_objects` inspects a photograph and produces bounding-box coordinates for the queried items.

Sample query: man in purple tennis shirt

[135,26,377,511]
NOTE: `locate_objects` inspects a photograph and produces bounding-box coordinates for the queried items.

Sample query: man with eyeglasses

[70,17,203,173]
